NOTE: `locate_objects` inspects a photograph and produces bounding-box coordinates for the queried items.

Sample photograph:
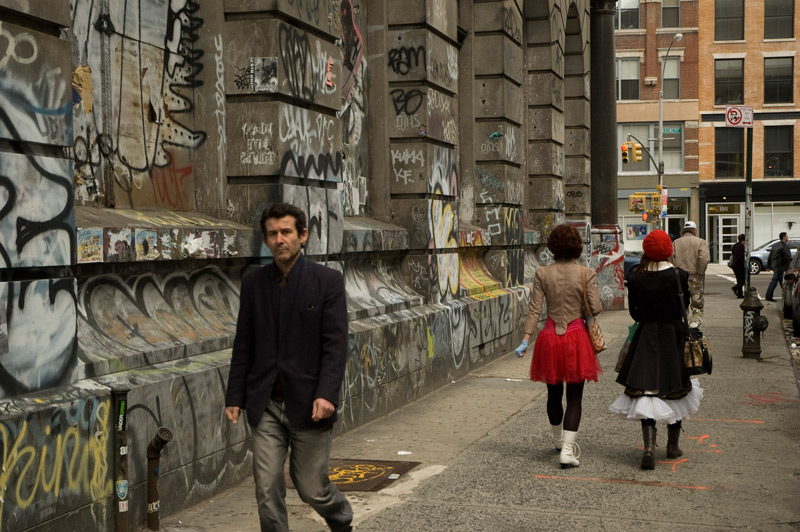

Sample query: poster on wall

[627,224,648,240]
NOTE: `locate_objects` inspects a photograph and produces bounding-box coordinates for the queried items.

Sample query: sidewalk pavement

[148,266,800,531]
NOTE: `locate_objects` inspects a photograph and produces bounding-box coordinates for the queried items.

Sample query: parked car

[748,238,800,275]
[782,252,800,336]
[624,252,642,281]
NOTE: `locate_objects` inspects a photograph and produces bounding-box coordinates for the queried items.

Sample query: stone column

[590,0,618,226]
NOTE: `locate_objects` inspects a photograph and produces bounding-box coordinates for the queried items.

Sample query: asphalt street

[148,264,800,532]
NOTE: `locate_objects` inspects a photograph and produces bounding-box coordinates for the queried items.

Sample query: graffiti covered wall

[0,0,619,530]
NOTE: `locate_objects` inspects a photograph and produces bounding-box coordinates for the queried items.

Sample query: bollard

[741,287,769,359]
[112,388,130,532]
[147,427,173,531]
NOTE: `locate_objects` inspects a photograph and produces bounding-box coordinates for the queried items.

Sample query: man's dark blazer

[225,255,349,428]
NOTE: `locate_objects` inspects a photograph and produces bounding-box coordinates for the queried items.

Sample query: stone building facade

[0,0,622,530]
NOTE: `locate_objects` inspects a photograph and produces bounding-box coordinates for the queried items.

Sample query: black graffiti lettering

[388,46,426,76]
[279,24,316,102]
[502,7,521,42]
[390,88,424,116]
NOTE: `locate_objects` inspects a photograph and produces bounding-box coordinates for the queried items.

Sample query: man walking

[765,232,791,302]
[672,221,710,329]
[225,203,353,532]
[730,233,746,298]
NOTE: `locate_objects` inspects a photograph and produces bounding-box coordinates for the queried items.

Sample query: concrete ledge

[342,217,409,252]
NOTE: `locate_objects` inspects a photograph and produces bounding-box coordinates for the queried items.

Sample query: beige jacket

[523,261,602,336]
[672,232,710,278]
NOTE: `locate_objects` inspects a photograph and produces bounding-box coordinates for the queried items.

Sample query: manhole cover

[286,458,420,492]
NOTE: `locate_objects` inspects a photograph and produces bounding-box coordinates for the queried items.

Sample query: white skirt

[609,378,704,425]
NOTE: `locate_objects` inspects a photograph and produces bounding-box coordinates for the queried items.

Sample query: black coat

[768,240,791,271]
[225,255,349,428]
[617,266,691,397]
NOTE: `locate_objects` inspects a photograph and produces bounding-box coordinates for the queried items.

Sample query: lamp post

[657,32,682,231]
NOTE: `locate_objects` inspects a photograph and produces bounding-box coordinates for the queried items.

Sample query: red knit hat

[642,229,673,261]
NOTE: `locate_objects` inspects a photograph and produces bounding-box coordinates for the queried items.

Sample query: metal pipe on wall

[147,427,174,530]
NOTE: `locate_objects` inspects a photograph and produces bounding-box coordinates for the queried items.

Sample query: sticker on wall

[135,229,159,261]
[77,228,104,263]
[116,480,129,500]
[626,225,648,241]
[251,57,278,93]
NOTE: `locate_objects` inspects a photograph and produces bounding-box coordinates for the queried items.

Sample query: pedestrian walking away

[730,233,746,298]
[671,221,710,329]
[515,224,603,469]
[610,230,704,470]
[224,203,353,532]
[765,231,791,302]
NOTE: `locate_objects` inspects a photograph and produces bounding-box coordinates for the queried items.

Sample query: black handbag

[675,270,712,375]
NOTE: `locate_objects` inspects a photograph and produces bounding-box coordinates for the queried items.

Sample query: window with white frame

[764,57,793,104]
[716,0,744,40]
[617,0,640,29]
[765,125,793,177]
[663,57,680,99]
[617,58,640,100]
[619,122,684,172]
[765,0,794,39]
[715,127,744,178]
[715,59,744,105]
[662,0,680,28]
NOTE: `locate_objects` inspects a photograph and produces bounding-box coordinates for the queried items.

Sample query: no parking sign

[725,105,753,128]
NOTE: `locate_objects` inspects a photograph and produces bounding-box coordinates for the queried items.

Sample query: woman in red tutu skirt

[515,224,603,468]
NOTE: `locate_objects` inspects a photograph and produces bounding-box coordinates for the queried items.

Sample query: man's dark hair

[547,224,584,260]
[738,233,745,242]
[780,232,788,240]
[260,203,307,237]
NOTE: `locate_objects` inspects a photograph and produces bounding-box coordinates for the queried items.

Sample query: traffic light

[621,143,629,164]
[632,143,643,163]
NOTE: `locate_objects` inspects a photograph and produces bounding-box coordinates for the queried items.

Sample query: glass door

[707,204,742,263]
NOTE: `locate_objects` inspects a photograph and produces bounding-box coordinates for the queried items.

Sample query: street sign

[725,105,753,128]
[663,127,681,134]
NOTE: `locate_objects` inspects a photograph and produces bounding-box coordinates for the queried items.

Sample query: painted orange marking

[692,418,764,423]
[686,435,710,445]
[535,475,707,490]
[743,393,797,404]
[660,458,689,472]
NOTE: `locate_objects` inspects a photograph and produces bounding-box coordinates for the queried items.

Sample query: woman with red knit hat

[515,224,603,469]
[610,229,704,470]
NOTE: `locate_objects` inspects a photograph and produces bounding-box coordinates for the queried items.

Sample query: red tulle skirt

[530,318,603,384]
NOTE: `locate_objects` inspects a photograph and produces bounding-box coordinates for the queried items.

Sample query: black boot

[641,423,656,470]
[667,422,683,458]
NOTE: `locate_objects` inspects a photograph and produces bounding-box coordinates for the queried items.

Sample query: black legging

[546,381,585,431]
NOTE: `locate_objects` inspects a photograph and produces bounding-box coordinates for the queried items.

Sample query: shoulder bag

[581,267,606,353]
[675,269,712,375]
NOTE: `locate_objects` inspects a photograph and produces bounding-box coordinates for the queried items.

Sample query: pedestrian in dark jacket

[765,232,791,302]
[610,230,704,470]
[225,203,353,532]
[730,234,746,298]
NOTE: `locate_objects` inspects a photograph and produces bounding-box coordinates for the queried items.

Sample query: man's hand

[225,406,241,424]
[311,398,335,422]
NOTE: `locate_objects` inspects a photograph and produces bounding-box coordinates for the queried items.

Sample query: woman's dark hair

[637,255,656,272]
[260,203,307,237]
[547,224,584,260]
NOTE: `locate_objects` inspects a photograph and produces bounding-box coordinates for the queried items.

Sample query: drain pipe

[146,427,173,530]
[112,387,130,532]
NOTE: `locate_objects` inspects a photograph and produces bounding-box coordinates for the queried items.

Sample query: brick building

[698,0,800,263]
[617,0,800,264]
[615,0,700,249]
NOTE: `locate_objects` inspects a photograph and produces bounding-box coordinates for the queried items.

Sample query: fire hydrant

[741,287,769,359]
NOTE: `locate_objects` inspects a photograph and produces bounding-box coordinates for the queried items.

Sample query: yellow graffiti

[0,400,113,531]
[426,325,435,359]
